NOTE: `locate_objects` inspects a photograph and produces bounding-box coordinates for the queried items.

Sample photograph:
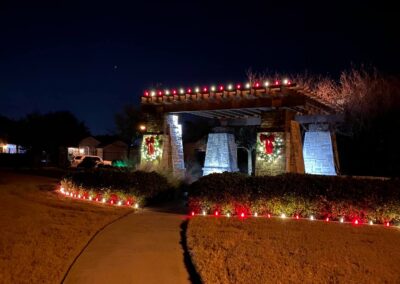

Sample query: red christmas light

[110,200,114,205]
[191,211,195,216]
[144,91,149,96]
[172,90,177,95]
[236,84,241,89]
[354,219,359,225]
[219,85,224,91]
[126,201,130,206]
[386,222,390,227]
[187,88,192,93]
[240,212,245,218]
[215,211,219,217]
[267,214,271,218]
[203,87,208,92]
[275,80,279,85]
[295,215,299,220]
[157,91,163,96]
[325,217,329,222]
[255,82,260,88]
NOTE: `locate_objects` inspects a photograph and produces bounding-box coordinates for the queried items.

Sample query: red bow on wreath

[259,134,275,154]
[145,136,155,156]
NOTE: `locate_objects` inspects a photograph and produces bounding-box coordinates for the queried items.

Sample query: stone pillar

[202,129,239,176]
[166,114,185,178]
[302,124,336,175]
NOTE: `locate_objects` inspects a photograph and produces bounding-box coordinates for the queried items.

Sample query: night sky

[1,1,398,134]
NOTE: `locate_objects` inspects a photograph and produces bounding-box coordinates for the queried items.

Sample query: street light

[139,125,146,132]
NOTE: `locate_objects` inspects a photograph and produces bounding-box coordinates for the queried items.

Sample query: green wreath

[256,133,284,162]
[142,135,163,161]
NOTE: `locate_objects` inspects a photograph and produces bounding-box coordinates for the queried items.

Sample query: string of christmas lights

[58,187,139,209]
[143,79,292,97]
[190,210,395,228]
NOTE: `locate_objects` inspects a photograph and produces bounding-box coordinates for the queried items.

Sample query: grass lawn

[187,217,400,283]
[0,171,131,283]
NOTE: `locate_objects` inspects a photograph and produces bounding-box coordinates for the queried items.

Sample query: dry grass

[0,171,131,284]
[187,217,400,284]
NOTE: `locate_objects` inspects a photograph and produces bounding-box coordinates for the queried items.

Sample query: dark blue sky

[0,1,398,134]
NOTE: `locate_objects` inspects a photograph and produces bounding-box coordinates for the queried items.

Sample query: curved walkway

[63,205,191,284]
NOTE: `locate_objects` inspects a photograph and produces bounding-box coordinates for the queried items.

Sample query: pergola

[140,81,342,178]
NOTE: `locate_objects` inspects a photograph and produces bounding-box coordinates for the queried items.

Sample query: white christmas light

[202,210,206,216]
[369,220,373,225]
[134,203,139,209]
[254,212,258,217]
[179,88,184,94]
[118,201,122,206]
[78,194,81,199]
[283,78,289,85]
[245,82,251,88]
[227,84,233,90]
[195,87,200,93]
[165,90,170,95]
[150,91,156,97]
[210,86,216,92]
[102,198,106,203]
[310,215,315,221]
[227,213,231,218]
[89,196,92,201]
[281,213,286,219]
[340,217,344,223]
[264,81,269,87]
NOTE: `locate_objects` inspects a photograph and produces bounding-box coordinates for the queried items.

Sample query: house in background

[67,136,128,162]
[0,139,26,154]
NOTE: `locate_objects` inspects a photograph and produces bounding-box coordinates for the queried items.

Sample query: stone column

[202,128,239,176]
[166,114,185,178]
[302,124,336,175]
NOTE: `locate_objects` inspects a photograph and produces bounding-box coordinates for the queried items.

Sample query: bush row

[188,173,400,224]
[61,169,173,205]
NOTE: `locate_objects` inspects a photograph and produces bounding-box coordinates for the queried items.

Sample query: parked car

[71,155,111,168]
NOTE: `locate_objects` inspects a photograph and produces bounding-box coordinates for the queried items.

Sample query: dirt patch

[187,217,400,283]
[0,171,131,283]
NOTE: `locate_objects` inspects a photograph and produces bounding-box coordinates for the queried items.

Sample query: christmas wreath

[141,135,162,161]
[256,132,284,162]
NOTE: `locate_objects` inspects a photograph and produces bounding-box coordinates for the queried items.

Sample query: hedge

[188,173,400,224]
[61,169,172,206]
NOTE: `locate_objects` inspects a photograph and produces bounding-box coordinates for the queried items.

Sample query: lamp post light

[139,125,146,132]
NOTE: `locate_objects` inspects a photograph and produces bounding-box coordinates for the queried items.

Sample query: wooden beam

[294,114,345,124]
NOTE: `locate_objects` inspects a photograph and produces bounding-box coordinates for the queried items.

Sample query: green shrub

[188,173,400,224]
[62,169,172,204]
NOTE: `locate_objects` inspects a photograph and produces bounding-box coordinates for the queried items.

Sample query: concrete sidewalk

[63,206,191,284]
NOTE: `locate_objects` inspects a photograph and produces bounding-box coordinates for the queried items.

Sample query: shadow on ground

[145,199,202,284]
[180,220,202,284]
